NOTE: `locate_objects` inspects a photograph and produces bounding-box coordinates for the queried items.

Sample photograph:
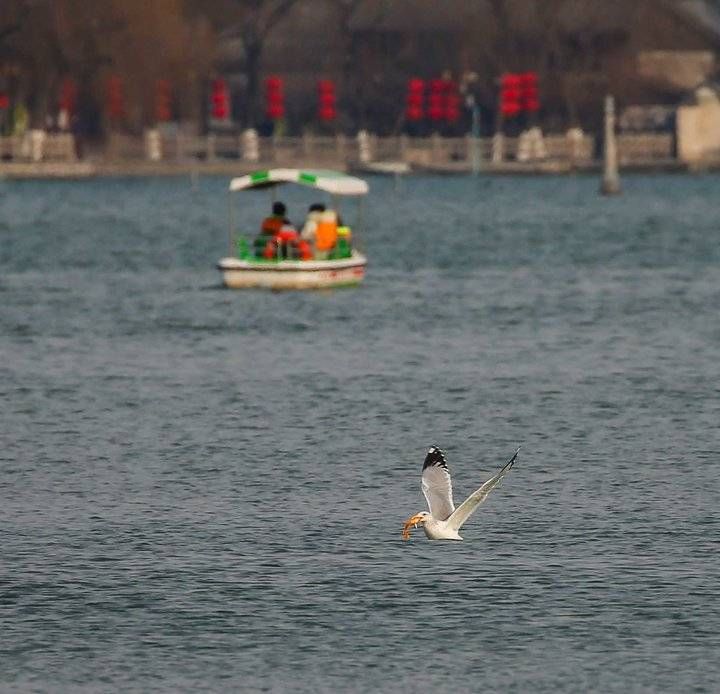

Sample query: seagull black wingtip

[422,446,448,471]
[504,446,521,471]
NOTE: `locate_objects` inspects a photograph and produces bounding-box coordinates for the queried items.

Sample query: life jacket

[261,215,285,236]
[263,240,276,259]
[297,239,313,260]
[276,227,298,243]
[315,210,338,251]
[263,225,300,260]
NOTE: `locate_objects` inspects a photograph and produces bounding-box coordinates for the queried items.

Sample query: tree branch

[259,0,300,39]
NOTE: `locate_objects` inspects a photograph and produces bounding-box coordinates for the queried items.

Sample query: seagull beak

[401,513,425,541]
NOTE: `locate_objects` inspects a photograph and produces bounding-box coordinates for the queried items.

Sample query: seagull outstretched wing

[446,447,520,532]
[421,447,455,521]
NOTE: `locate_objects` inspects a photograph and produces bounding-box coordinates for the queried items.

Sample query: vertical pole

[227,192,235,256]
[471,100,481,176]
[357,197,364,254]
[601,94,621,195]
[494,78,505,167]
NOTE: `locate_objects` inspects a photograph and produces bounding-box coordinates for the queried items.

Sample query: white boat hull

[218,251,367,289]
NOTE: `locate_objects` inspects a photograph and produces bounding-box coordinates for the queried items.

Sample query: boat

[217,168,369,290]
[350,160,410,176]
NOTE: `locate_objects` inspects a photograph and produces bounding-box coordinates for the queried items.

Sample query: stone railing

[0,129,684,169]
[129,129,600,167]
[617,133,675,164]
[0,132,76,162]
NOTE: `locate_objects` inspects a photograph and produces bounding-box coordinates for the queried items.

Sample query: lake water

[1,173,719,693]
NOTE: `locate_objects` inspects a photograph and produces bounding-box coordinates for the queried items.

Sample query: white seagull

[402,445,520,541]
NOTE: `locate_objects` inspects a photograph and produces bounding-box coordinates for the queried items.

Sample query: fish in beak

[401,513,426,540]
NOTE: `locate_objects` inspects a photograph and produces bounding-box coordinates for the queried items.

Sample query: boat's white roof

[229,168,368,196]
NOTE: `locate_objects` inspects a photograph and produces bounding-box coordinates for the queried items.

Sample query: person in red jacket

[260,201,291,236]
[256,201,295,257]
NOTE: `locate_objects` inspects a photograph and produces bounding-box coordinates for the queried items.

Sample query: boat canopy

[229,168,368,196]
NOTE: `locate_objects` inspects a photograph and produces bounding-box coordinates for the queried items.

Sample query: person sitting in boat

[302,204,339,260]
[335,224,353,258]
[261,201,291,236]
[300,203,326,245]
[255,201,292,257]
[317,209,341,259]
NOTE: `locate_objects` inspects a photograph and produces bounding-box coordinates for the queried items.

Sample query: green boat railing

[235,235,353,262]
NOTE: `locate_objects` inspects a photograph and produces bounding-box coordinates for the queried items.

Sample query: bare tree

[463,0,630,131]
[0,0,31,48]
[0,1,66,128]
[182,0,302,126]
[241,1,301,125]
[101,0,214,132]
[327,0,392,129]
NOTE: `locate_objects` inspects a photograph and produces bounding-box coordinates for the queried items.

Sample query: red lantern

[318,79,336,122]
[427,94,444,121]
[0,93,8,110]
[405,78,425,121]
[520,72,540,112]
[265,76,284,120]
[267,103,284,119]
[405,105,423,121]
[445,92,461,123]
[427,78,447,121]
[107,76,125,120]
[406,92,423,108]
[211,78,229,120]
[500,73,521,117]
[155,79,172,122]
[442,80,460,123]
[266,75,283,91]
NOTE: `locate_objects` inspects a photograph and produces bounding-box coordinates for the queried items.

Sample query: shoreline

[0,157,716,180]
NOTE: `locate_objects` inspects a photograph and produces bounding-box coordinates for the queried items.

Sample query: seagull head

[401,511,431,540]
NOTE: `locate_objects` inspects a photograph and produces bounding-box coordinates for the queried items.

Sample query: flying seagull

[402,445,520,541]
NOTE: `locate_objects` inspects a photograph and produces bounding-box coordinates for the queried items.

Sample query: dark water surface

[1,174,719,692]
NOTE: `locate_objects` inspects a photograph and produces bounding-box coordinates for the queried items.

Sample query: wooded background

[1,0,719,137]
